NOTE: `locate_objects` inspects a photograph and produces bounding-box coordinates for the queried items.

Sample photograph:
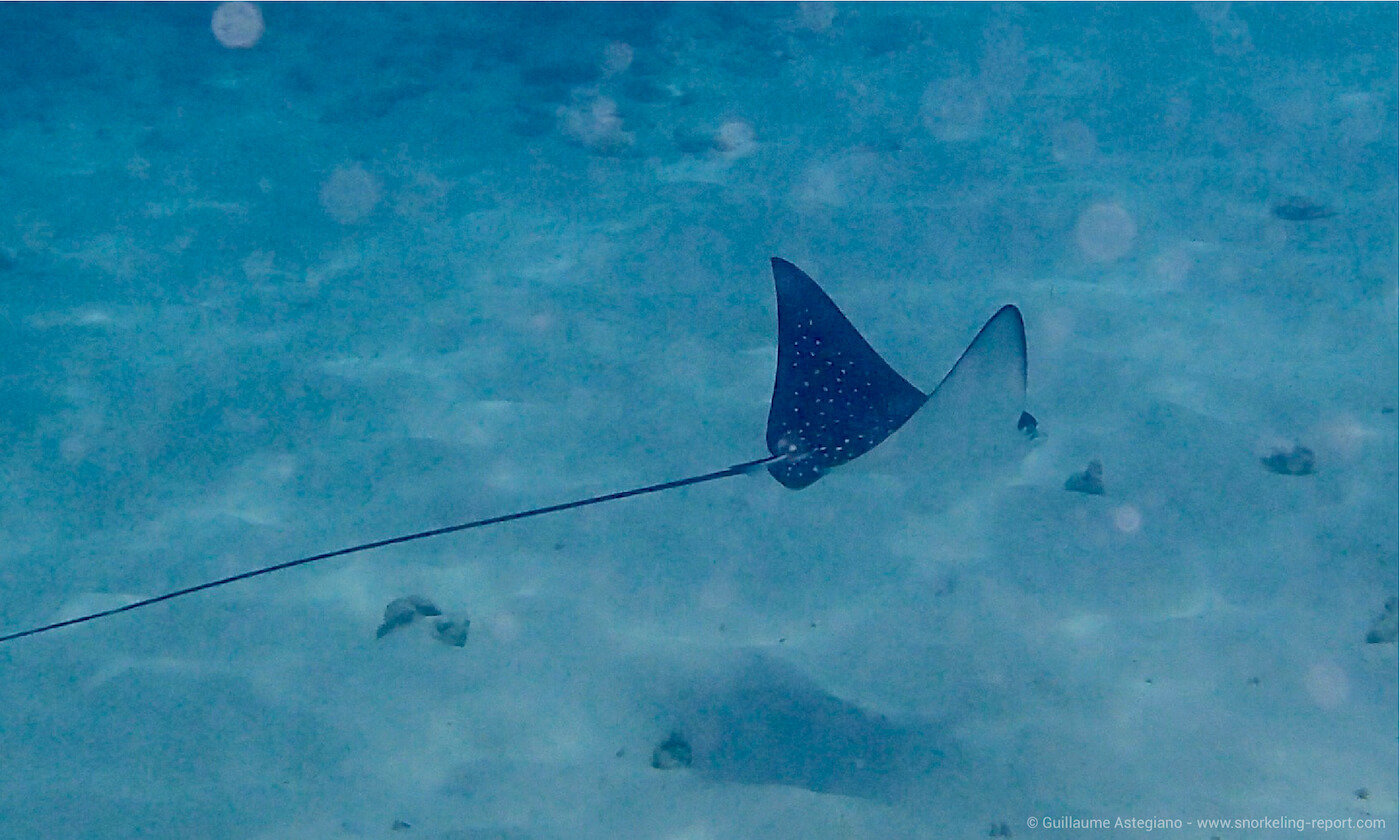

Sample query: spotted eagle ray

[0,258,1030,644]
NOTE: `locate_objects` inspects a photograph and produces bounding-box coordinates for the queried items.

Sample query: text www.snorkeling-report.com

[1028,815,1387,832]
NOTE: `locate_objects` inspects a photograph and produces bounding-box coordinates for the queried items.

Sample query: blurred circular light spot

[794,162,844,207]
[1152,245,1195,289]
[558,95,633,153]
[1050,120,1098,167]
[1337,91,1385,145]
[486,610,521,644]
[319,164,383,225]
[715,119,757,158]
[1209,14,1253,58]
[1075,202,1137,262]
[1316,415,1371,462]
[1111,504,1142,534]
[602,41,633,77]
[1163,96,1192,132]
[1304,661,1349,709]
[797,2,837,32]
[212,2,264,50]
[1191,2,1233,24]
[920,77,986,142]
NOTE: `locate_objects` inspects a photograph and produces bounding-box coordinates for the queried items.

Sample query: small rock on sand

[1065,459,1106,495]
[376,595,443,639]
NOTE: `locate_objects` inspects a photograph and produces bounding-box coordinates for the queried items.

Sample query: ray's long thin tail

[0,455,782,645]
[1,258,1031,648]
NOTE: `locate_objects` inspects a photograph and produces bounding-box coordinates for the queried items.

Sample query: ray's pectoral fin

[909,302,1028,440]
[764,259,1030,489]
[858,301,1031,478]
[764,258,929,489]
[863,301,1032,481]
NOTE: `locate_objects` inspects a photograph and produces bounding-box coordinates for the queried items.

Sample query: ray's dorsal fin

[765,258,929,489]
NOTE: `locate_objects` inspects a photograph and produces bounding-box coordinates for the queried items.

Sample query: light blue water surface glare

[0,3,1395,838]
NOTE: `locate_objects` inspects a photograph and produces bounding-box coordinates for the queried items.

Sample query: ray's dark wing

[764,258,929,489]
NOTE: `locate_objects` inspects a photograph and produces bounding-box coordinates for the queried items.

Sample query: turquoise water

[0,3,1395,838]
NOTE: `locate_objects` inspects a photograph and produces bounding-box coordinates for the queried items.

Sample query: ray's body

[0,259,1030,644]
